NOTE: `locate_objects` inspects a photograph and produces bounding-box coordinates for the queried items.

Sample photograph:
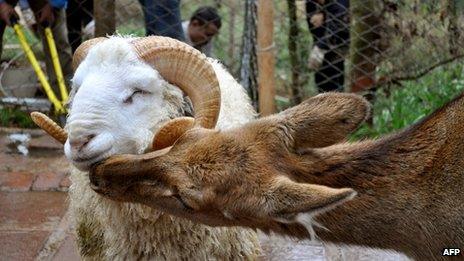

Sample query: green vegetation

[352,62,464,140]
[0,108,36,128]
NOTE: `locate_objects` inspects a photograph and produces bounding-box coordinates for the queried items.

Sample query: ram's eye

[123,89,150,104]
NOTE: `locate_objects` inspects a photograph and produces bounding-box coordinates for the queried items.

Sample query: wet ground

[0,128,410,260]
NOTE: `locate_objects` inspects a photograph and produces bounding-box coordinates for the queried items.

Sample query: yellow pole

[44,27,68,103]
[13,24,65,113]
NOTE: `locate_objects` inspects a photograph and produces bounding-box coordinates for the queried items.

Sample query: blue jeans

[138,0,185,41]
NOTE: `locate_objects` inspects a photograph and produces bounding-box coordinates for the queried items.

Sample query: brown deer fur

[90,92,464,261]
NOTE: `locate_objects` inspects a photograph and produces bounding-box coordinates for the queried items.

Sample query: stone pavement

[0,128,79,261]
[0,127,410,261]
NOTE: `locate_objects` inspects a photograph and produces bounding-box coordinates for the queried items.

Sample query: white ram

[61,36,260,260]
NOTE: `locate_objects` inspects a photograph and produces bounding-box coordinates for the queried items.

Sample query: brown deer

[39,92,464,260]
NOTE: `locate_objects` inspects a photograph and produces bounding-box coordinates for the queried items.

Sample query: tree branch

[377,53,464,86]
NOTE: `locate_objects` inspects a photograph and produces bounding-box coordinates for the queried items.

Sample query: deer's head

[89,92,370,238]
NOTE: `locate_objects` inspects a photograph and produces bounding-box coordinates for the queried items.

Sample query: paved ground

[0,128,410,261]
[0,128,79,261]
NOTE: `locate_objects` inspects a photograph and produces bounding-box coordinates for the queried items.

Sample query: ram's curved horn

[72,36,221,150]
[30,112,67,144]
[131,36,220,147]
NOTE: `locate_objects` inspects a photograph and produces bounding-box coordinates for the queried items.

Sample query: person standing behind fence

[66,0,93,52]
[0,0,73,93]
[138,0,184,41]
[182,6,221,57]
[306,0,350,92]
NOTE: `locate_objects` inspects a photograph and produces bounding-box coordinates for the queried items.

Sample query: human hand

[310,13,324,28]
[0,2,18,26]
[307,45,326,71]
[36,3,55,27]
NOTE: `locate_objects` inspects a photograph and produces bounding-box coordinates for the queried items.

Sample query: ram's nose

[69,134,96,152]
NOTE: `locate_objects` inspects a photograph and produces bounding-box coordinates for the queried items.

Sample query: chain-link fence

[1,0,464,125]
[272,0,464,109]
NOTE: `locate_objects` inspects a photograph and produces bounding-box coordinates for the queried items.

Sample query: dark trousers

[66,0,93,52]
[138,0,184,41]
[315,50,345,92]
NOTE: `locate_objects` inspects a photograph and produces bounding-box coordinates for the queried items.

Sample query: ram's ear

[270,177,356,222]
[279,92,371,149]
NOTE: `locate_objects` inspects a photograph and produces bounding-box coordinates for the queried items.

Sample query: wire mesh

[1,0,463,127]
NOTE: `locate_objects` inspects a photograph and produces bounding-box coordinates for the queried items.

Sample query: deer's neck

[294,125,450,258]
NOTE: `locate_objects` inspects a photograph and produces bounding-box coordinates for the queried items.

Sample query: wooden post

[94,0,116,37]
[257,0,276,116]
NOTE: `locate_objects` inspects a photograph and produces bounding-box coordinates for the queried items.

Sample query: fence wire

[1,0,463,123]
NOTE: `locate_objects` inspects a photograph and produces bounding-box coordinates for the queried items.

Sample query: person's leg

[316,57,336,92]
[66,0,82,52]
[316,50,344,92]
[81,0,93,26]
[315,69,329,93]
[332,55,345,91]
[151,0,184,41]
[67,0,94,52]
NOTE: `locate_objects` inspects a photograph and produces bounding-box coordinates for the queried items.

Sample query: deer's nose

[89,168,108,192]
[89,161,130,196]
[69,134,96,152]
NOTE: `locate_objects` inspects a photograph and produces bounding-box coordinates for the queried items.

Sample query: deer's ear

[270,177,356,222]
[280,92,371,149]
